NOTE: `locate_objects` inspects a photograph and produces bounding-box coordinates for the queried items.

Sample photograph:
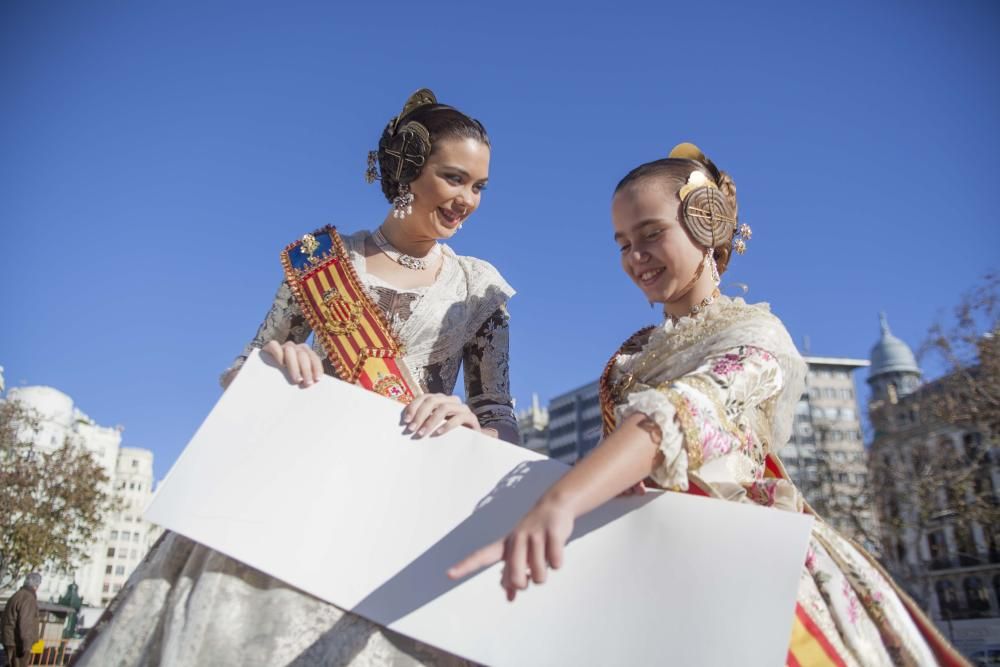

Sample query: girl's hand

[402,393,481,438]
[262,340,323,388]
[447,498,575,602]
[619,481,647,497]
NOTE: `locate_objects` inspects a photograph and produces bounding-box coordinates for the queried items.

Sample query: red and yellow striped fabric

[786,604,848,667]
[281,227,418,404]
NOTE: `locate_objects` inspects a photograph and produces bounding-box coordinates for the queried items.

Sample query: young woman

[76,89,515,666]
[451,144,969,666]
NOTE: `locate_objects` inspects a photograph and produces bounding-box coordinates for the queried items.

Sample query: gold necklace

[665,287,721,323]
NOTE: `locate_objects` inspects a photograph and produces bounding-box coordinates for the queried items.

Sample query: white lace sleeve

[616,345,784,490]
[453,254,515,339]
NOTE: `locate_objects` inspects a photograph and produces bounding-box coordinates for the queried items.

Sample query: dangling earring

[392,183,414,219]
[365,151,379,184]
[708,249,720,286]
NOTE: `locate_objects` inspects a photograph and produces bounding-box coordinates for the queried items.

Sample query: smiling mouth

[437,207,464,227]
[637,268,665,286]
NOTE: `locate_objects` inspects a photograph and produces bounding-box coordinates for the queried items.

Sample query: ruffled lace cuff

[615,387,689,490]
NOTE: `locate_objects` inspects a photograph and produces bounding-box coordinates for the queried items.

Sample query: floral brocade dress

[74,230,516,667]
[603,296,968,667]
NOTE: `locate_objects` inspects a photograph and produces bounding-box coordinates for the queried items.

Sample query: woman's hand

[262,340,323,388]
[448,498,575,602]
[402,393,481,438]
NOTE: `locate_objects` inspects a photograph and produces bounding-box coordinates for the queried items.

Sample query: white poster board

[145,350,813,666]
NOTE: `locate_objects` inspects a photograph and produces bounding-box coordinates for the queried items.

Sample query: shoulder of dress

[449,251,516,301]
[722,298,802,365]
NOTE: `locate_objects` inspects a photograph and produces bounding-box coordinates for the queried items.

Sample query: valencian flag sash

[597,332,969,667]
[280,225,420,404]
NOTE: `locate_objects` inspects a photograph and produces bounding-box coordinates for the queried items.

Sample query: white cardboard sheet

[145,350,813,666]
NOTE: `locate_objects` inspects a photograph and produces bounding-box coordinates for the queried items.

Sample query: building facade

[516,394,549,455]
[777,356,876,547]
[545,381,602,464]
[866,315,1000,658]
[1,386,159,609]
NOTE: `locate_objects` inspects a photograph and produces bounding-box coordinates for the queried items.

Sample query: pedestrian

[2,573,41,667]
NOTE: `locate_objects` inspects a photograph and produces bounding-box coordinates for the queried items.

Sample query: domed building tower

[867,313,922,408]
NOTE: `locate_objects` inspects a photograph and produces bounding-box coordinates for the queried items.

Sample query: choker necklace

[372,228,440,271]
[665,288,721,323]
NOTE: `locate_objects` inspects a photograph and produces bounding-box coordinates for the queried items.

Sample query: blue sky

[2,1,997,480]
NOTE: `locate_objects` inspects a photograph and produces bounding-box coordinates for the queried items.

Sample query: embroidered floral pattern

[607,297,947,666]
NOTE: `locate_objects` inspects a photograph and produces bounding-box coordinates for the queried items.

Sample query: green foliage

[0,400,123,591]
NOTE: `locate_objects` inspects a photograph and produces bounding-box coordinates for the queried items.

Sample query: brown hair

[614,158,739,274]
[376,104,489,203]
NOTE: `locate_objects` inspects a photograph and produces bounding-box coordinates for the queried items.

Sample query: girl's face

[611,181,706,304]
[406,137,490,239]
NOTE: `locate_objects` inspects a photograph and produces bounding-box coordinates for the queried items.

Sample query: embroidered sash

[280,226,419,404]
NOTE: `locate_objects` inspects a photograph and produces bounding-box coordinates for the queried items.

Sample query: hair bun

[396,89,437,127]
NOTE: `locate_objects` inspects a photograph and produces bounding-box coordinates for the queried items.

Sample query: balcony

[939,605,998,621]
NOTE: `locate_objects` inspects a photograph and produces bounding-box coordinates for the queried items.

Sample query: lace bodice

[225,230,517,434]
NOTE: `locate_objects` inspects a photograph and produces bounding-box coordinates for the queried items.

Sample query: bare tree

[920,271,999,435]
[0,399,122,592]
[865,272,1000,616]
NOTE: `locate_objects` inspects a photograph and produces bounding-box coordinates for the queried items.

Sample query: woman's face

[407,137,490,240]
[611,181,705,304]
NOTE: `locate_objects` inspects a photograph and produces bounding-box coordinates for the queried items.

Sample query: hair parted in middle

[367,88,490,204]
[614,143,746,275]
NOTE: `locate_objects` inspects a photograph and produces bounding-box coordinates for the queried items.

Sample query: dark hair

[376,104,489,202]
[614,157,739,275]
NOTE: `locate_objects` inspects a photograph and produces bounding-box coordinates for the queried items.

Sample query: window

[118,549,127,559]
[963,432,983,463]
[840,408,855,421]
[107,548,115,558]
[113,584,122,593]
[105,565,112,575]
[109,530,118,540]
[115,565,125,575]
[121,531,130,541]
[102,583,110,593]
[132,459,139,467]
[130,549,138,559]
[935,581,958,614]
[964,577,991,613]
[133,533,140,543]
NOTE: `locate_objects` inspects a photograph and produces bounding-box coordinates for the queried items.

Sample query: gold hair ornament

[668,142,752,255]
[365,88,438,189]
